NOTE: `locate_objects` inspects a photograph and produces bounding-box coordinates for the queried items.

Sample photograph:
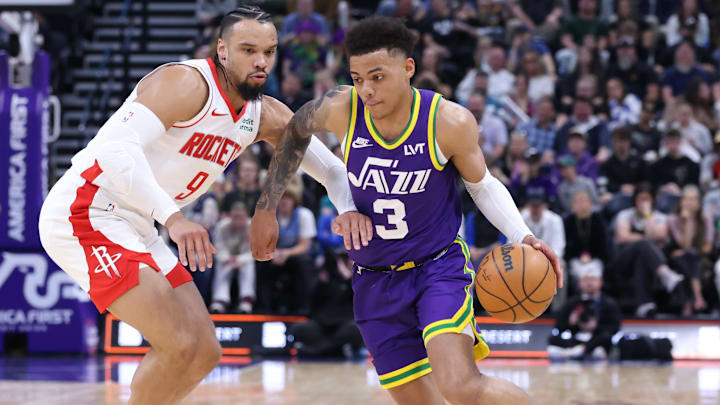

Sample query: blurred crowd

[184,0,720,326]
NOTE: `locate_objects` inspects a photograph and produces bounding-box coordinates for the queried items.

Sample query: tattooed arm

[250,86,355,260]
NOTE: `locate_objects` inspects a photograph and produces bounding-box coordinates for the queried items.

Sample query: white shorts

[38,162,192,313]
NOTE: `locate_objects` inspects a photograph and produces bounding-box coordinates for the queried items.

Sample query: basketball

[475,243,556,324]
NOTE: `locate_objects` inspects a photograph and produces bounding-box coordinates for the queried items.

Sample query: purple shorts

[352,237,490,389]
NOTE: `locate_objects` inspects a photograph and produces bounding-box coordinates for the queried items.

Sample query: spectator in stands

[606,37,659,100]
[485,46,516,99]
[606,77,642,130]
[547,263,622,360]
[221,155,262,215]
[376,0,416,20]
[610,183,684,317]
[257,189,317,315]
[560,0,609,47]
[521,190,566,260]
[556,48,604,106]
[467,92,507,164]
[283,20,328,90]
[413,46,455,97]
[287,250,364,358]
[650,129,700,190]
[672,102,713,158]
[630,102,662,159]
[601,126,648,195]
[668,185,712,315]
[210,202,255,314]
[519,50,556,104]
[700,132,720,191]
[280,0,329,45]
[560,128,601,180]
[280,72,313,112]
[517,98,558,158]
[509,0,563,40]
[665,0,710,48]
[554,98,611,162]
[508,74,532,120]
[684,78,718,133]
[564,190,608,285]
[455,37,493,104]
[413,0,475,72]
[510,148,558,207]
[317,145,345,255]
[497,131,530,182]
[661,42,712,104]
[557,155,600,215]
[507,24,556,76]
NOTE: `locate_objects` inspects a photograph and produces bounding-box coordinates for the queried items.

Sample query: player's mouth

[249,73,267,83]
[366,101,381,107]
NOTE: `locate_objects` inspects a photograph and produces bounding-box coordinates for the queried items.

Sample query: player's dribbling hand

[522,235,564,290]
[331,211,373,251]
[249,208,279,261]
[166,212,216,272]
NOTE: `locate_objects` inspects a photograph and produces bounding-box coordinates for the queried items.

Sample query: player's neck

[369,87,414,144]
[218,71,247,114]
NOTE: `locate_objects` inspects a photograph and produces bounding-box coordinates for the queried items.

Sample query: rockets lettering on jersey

[343,87,463,267]
[178,132,243,167]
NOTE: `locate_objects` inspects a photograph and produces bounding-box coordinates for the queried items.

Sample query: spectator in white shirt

[467,92,508,163]
[485,46,516,99]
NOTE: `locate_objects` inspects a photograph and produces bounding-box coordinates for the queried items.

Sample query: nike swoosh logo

[211,109,228,117]
[352,141,372,148]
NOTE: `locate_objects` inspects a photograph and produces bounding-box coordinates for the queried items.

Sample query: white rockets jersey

[69,57,262,213]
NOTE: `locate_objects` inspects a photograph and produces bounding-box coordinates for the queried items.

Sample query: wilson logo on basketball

[91,246,122,279]
[500,244,514,272]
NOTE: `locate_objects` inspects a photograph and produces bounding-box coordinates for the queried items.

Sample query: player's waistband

[355,240,456,273]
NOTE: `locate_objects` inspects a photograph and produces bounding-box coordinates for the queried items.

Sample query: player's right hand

[249,208,279,261]
[166,212,216,272]
[331,211,373,251]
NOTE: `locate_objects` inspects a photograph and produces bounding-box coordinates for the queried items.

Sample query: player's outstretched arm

[436,100,563,288]
[251,87,369,260]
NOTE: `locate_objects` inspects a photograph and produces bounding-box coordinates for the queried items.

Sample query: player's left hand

[522,235,564,290]
[249,208,279,261]
[331,211,373,251]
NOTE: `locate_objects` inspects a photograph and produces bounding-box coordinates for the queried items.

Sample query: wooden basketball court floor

[1,356,719,405]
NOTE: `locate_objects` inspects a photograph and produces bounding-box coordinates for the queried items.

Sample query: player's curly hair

[218,5,272,39]
[344,16,417,58]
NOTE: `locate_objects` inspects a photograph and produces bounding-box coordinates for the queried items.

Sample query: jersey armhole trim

[171,62,214,128]
[428,93,447,170]
[343,88,358,165]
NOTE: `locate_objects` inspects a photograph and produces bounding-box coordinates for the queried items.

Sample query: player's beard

[235,77,264,101]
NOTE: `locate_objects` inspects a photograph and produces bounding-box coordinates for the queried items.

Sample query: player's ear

[217,38,227,63]
[404,57,415,80]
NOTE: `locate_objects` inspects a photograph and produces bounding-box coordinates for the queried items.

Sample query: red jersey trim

[206,57,248,123]
[172,83,214,128]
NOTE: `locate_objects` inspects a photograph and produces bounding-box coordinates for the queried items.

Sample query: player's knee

[434,368,480,404]
[190,335,222,376]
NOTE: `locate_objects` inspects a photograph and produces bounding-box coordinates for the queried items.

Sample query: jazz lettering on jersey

[348,157,431,195]
[178,132,242,167]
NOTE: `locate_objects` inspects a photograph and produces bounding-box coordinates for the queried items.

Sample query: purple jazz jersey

[342,87,462,267]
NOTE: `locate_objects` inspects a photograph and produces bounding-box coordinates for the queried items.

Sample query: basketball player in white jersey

[38,6,371,404]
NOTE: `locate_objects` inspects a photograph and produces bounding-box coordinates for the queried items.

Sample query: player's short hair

[218,5,272,39]
[344,16,417,58]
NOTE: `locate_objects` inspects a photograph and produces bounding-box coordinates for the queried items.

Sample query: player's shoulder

[435,97,477,133]
[259,95,294,134]
[136,64,209,120]
[140,64,208,97]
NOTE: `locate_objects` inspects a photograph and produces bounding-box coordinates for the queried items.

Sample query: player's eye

[244,48,254,54]
[352,77,362,83]
[374,75,383,81]
[265,49,276,55]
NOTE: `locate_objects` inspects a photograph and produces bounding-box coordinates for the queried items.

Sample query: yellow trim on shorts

[427,93,445,171]
[343,88,358,164]
[378,357,432,389]
[421,237,490,361]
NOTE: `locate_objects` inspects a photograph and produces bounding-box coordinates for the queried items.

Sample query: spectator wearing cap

[280,0,329,45]
[516,98,557,156]
[700,132,720,191]
[521,190,566,267]
[665,0,710,48]
[558,127,600,180]
[650,129,700,192]
[661,42,712,103]
[510,148,558,207]
[557,155,600,215]
[547,262,622,360]
[606,36,659,99]
[554,98,611,163]
[601,126,648,194]
[283,20,328,90]
[467,92,508,163]
[606,77,641,130]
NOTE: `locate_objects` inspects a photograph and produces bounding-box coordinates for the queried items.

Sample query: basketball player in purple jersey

[251,17,563,404]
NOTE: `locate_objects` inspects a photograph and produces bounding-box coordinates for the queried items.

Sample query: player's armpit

[134,65,209,129]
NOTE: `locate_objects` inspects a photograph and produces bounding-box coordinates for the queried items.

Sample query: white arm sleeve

[463,169,533,244]
[299,136,357,214]
[93,102,180,225]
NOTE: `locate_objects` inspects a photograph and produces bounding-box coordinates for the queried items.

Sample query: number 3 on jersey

[373,199,408,239]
